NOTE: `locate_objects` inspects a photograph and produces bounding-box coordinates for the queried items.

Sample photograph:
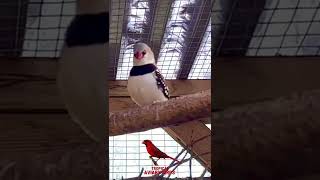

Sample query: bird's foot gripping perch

[149,156,159,166]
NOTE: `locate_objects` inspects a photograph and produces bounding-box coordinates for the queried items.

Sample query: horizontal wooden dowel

[109,90,211,136]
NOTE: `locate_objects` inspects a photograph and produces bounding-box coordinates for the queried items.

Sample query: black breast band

[130,64,157,76]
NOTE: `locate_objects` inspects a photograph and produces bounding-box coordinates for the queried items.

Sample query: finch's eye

[142,51,146,55]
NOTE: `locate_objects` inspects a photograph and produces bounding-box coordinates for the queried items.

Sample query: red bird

[142,140,180,163]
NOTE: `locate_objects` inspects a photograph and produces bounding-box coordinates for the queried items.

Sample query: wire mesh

[246,0,320,56]
[188,21,211,79]
[22,0,76,58]
[213,0,320,56]
[109,0,212,80]
[0,0,76,58]
[156,0,195,80]
[109,126,211,179]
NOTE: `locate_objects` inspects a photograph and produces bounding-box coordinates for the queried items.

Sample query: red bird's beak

[134,51,143,60]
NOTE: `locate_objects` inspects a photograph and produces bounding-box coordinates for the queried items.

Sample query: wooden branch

[109,90,211,136]
[214,89,320,180]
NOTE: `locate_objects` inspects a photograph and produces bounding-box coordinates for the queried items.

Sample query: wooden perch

[109,90,211,136]
[214,89,320,180]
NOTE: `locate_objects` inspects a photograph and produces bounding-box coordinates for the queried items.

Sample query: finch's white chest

[127,73,168,106]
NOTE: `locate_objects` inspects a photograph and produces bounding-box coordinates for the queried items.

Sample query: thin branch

[189,152,192,179]
[0,162,16,179]
[200,168,207,178]
[154,149,186,177]
[149,157,158,166]
[138,168,144,179]
[189,130,194,179]
[165,150,190,178]
[151,134,211,178]
[149,147,187,178]
[141,152,211,180]
[175,151,211,167]
[155,148,190,178]
[169,140,211,177]
[163,142,210,178]
[109,90,211,136]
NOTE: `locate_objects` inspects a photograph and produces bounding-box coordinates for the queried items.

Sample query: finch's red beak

[134,51,143,60]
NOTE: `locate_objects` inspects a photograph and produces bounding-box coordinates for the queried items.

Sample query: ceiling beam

[177,0,211,79]
[150,0,172,61]
[0,113,92,154]
[214,0,266,56]
[214,56,320,109]
[164,121,211,172]
[0,59,61,111]
[141,0,159,43]
[0,58,57,77]
[0,58,210,112]
[2,56,320,112]
[0,78,209,112]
